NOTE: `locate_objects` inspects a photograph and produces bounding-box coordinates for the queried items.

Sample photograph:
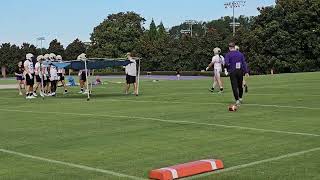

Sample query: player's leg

[215,69,223,93]
[210,71,217,92]
[237,71,244,103]
[229,71,239,103]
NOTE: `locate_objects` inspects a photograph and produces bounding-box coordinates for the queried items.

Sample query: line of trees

[1,0,319,75]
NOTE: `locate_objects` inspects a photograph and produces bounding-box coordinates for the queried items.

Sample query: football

[228,104,238,112]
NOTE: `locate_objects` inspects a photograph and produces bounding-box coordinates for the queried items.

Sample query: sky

[0,0,275,48]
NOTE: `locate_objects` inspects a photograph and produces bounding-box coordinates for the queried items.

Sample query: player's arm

[241,54,249,76]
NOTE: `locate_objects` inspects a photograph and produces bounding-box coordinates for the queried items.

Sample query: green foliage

[88,11,145,58]
[65,39,86,60]
[48,39,65,57]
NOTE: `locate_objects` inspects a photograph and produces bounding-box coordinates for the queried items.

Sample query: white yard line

[185,146,320,179]
[0,108,319,137]
[0,148,146,180]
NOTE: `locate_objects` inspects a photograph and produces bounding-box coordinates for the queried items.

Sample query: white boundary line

[0,108,319,137]
[184,146,320,179]
[0,148,146,180]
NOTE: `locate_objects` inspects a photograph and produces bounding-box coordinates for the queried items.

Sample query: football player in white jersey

[206,47,225,93]
[24,53,36,99]
[34,55,44,97]
[42,54,51,95]
[56,55,68,94]
[49,53,58,96]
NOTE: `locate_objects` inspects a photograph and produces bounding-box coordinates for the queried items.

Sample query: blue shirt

[225,51,249,73]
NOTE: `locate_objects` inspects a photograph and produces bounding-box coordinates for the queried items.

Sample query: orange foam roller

[149,159,224,180]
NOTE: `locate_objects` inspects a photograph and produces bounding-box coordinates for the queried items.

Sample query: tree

[65,39,86,60]
[148,19,158,41]
[0,43,22,75]
[89,11,145,58]
[48,39,65,57]
[157,22,167,39]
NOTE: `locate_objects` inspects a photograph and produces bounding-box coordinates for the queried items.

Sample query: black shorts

[16,76,24,81]
[26,74,34,86]
[126,75,136,84]
[80,72,86,82]
[35,75,41,83]
[58,73,65,81]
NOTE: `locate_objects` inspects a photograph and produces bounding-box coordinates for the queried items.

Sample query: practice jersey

[35,62,41,75]
[211,55,225,70]
[24,60,34,74]
[125,58,137,76]
[50,65,58,80]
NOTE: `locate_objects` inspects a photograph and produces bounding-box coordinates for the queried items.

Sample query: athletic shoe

[78,91,84,94]
[236,100,241,106]
[19,92,23,96]
[239,98,243,104]
[33,93,38,97]
[40,92,45,97]
[209,88,214,92]
[26,96,31,99]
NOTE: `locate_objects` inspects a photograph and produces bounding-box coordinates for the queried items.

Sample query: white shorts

[214,69,222,78]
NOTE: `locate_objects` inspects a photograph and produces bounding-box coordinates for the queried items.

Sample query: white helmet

[56,55,63,60]
[43,54,50,60]
[49,53,56,60]
[235,45,240,51]
[77,53,87,60]
[213,47,221,55]
[26,53,34,60]
[37,55,44,61]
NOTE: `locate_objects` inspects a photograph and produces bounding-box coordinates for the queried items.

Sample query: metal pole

[137,59,141,95]
[233,0,236,36]
[84,59,90,101]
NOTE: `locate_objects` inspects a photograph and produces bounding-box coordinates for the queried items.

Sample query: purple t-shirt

[225,51,248,73]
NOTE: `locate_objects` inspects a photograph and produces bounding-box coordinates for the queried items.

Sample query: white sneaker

[239,98,243,103]
[19,92,23,96]
[40,92,45,97]
[26,96,31,99]
[33,93,38,97]
[78,91,84,94]
[236,100,241,106]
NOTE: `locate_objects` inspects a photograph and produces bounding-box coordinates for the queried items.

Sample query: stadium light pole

[37,37,45,54]
[224,1,246,36]
[182,20,197,37]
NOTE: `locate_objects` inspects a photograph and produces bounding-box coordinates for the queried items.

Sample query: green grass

[0,72,319,180]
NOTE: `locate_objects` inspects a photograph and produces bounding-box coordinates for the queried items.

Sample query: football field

[0,72,319,180]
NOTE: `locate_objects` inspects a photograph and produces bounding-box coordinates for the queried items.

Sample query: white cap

[49,53,56,60]
[213,47,221,55]
[77,53,87,60]
[26,53,34,60]
[37,55,44,61]
[235,45,240,51]
[56,55,62,60]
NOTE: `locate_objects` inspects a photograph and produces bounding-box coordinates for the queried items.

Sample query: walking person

[224,43,249,106]
[14,61,25,95]
[125,52,138,96]
[206,47,225,93]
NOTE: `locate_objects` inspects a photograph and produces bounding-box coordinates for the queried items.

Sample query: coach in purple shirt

[225,42,249,105]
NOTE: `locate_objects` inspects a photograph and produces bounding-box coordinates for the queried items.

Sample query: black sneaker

[209,88,214,92]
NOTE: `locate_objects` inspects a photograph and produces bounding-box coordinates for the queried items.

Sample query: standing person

[42,54,51,95]
[77,53,88,94]
[206,47,225,93]
[14,61,25,95]
[49,53,58,96]
[235,45,248,93]
[34,55,44,96]
[225,42,249,106]
[125,52,138,96]
[56,55,68,94]
[24,53,36,99]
